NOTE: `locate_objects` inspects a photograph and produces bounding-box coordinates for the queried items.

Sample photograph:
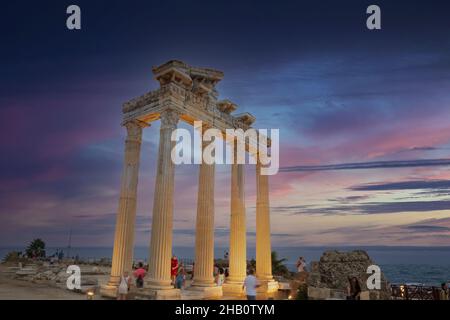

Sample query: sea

[2,246,449,286]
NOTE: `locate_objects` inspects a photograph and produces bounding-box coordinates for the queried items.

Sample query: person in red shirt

[133,262,146,288]
[171,255,179,286]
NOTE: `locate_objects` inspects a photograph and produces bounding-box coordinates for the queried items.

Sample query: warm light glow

[87,291,94,300]
[400,285,405,298]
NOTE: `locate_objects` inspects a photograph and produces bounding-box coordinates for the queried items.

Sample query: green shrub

[3,251,21,263]
[26,239,46,258]
[296,283,308,300]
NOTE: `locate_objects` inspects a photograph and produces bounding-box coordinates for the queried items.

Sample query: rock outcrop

[307,250,391,300]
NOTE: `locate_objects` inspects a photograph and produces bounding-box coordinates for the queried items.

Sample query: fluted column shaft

[227,144,247,283]
[108,120,146,286]
[256,159,273,280]
[192,141,216,286]
[148,110,179,289]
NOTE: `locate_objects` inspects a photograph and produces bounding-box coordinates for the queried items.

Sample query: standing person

[440,283,449,300]
[346,276,361,300]
[296,257,306,273]
[215,267,225,286]
[175,264,186,289]
[243,269,260,300]
[224,251,229,260]
[171,255,179,285]
[213,264,219,280]
[133,262,146,288]
[117,271,131,300]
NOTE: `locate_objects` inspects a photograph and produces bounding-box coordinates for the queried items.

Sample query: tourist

[243,269,260,300]
[225,268,229,278]
[214,264,219,275]
[191,262,195,280]
[175,264,186,289]
[171,255,179,285]
[440,283,449,300]
[133,262,146,288]
[346,276,361,300]
[215,267,225,286]
[117,271,131,300]
[296,256,307,273]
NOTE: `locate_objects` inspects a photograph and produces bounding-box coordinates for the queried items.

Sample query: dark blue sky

[1,0,450,247]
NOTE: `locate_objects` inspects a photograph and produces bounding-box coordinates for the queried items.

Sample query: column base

[222,282,244,296]
[100,284,119,298]
[191,279,216,287]
[257,279,279,294]
[133,288,181,300]
[146,279,173,290]
[186,285,223,299]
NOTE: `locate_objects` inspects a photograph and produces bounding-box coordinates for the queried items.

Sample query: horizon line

[280,158,450,172]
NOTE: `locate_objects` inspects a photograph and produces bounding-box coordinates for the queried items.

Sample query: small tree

[271,251,290,278]
[296,283,308,300]
[3,251,20,263]
[26,238,46,259]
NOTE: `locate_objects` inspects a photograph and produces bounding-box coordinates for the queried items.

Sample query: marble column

[147,109,179,289]
[192,141,216,287]
[226,144,247,284]
[107,120,147,287]
[256,159,274,281]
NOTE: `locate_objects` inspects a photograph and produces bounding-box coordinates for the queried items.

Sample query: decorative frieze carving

[123,89,160,113]
[123,61,259,133]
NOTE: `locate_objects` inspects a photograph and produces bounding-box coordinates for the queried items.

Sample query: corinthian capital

[124,120,148,142]
[160,109,180,130]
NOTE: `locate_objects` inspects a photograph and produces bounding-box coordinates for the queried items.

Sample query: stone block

[186,285,223,299]
[307,286,331,300]
[222,282,244,296]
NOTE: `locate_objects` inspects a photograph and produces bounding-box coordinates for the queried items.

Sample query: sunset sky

[1,0,450,248]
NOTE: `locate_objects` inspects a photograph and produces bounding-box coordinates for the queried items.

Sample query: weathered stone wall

[307,250,391,300]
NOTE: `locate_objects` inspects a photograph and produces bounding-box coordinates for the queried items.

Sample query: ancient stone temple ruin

[101,60,278,299]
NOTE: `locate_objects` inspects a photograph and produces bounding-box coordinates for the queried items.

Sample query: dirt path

[0,276,93,300]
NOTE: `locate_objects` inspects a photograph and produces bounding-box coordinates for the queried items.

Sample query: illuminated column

[107,120,147,287]
[147,109,179,289]
[226,143,247,285]
[192,141,216,287]
[256,159,273,281]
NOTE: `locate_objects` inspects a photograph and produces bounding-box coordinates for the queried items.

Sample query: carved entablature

[122,60,271,148]
[234,112,256,127]
[152,60,223,94]
[217,100,237,114]
[123,89,160,113]
[154,66,193,89]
